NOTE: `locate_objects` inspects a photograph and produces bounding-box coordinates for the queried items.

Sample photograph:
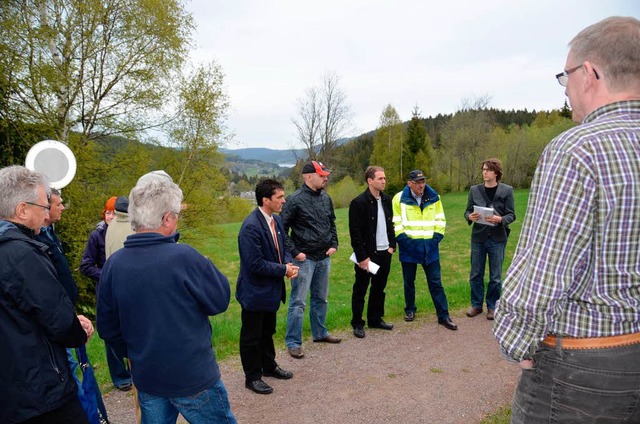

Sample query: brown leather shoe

[466,307,483,317]
[486,309,495,320]
[313,335,342,343]
[288,347,304,359]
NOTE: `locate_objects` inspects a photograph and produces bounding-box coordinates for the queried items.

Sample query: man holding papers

[464,158,515,320]
[348,166,396,339]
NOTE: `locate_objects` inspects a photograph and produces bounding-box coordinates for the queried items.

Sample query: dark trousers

[402,260,450,321]
[105,340,131,388]
[240,308,278,383]
[351,250,392,328]
[19,397,89,424]
[512,339,640,423]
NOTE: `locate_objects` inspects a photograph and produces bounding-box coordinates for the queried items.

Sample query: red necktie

[270,218,281,263]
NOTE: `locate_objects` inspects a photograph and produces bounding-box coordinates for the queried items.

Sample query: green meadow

[87,189,530,396]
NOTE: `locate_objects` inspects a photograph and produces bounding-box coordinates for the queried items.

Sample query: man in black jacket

[464,158,515,320]
[281,161,341,359]
[349,166,396,338]
[0,165,93,424]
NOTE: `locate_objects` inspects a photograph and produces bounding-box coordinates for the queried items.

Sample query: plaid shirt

[494,100,640,361]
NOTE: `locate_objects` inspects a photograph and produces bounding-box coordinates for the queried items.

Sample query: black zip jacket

[281,183,338,261]
[0,220,87,424]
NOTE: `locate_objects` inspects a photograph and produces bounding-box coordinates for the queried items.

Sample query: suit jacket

[349,188,396,262]
[464,183,516,243]
[236,208,293,312]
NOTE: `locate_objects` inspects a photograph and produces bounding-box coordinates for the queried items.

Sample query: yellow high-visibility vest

[392,193,446,240]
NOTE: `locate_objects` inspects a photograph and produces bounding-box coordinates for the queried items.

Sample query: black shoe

[404,311,415,322]
[438,318,458,331]
[245,379,273,394]
[263,366,293,380]
[369,320,393,330]
[353,326,365,338]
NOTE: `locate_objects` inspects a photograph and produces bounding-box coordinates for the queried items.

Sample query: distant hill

[220,147,301,165]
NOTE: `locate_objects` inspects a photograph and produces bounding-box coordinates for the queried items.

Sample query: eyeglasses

[555,64,583,87]
[162,211,181,220]
[25,201,51,212]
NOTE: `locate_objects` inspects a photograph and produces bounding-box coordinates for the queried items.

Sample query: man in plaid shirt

[493,16,640,423]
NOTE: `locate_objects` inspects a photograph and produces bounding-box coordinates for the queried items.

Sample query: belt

[542,332,640,350]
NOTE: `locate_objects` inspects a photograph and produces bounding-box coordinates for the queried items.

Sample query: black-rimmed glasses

[555,64,583,87]
[25,201,51,212]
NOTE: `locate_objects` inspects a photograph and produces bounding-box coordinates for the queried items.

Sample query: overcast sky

[187,0,638,150]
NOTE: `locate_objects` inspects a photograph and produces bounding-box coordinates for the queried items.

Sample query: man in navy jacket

[237,179,298,394]
[97,178,235,422]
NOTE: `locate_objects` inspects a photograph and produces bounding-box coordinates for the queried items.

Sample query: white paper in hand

[349,252,380,275]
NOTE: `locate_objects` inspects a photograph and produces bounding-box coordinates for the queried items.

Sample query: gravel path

[102,311,520,423]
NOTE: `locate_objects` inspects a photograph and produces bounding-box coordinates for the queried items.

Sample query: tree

[370,104,404,191]
[439,96,494,190]
[404,106,434,178]
[292,86,322,161]
[0,0,193,144]
[164,61,230,228]
[292,72,352,163]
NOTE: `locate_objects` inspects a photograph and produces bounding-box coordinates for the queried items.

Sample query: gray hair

[0,166,48,219]
[136,170,173,186]
[129,179,183,231]
[46,187,61,201]
[569,16,640,92]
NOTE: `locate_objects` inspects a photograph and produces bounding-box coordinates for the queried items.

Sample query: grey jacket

[464,183,516,243]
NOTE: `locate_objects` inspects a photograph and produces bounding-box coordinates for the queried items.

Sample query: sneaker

[404,311,415,322]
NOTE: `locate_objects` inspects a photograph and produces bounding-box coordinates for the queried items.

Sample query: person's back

[97,178,235,422]
[100,233,230,396]
[493,16,640,423]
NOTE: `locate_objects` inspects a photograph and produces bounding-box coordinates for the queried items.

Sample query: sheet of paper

[473,205,496,226]
[349,252,380,275]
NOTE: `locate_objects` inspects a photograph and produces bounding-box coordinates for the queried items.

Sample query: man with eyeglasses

[0,165,94,424]
[494,16,640,422]
[97,178,236,423]
[392,169,457,331]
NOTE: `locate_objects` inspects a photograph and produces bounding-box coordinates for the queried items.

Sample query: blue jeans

[401,260,450,321]
[138,380,236,424]
[105,341,132,388]
[469,238,505,310]
[512,339,640,423]
[286,257,330,348]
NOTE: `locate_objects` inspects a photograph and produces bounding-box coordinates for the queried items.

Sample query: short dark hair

[365,166,384,182]
[255,179,284,206]
[482,158,503,182]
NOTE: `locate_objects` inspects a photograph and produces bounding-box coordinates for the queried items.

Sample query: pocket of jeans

[550,378,640,423]
[174,388,210,411]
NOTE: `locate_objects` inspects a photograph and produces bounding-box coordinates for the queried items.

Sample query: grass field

[87,188,530,407]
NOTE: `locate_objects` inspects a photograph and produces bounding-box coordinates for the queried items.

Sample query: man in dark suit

[464,158,516,320]
[237,179,299,394]
[348,166,396,339]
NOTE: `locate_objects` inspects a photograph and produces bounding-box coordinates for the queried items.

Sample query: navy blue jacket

[236,208,293,312]
[0,220,87,424]
[97,231,230,398]
[79,221,107,283]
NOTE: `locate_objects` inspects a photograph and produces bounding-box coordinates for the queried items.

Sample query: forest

[0,0,575,313]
